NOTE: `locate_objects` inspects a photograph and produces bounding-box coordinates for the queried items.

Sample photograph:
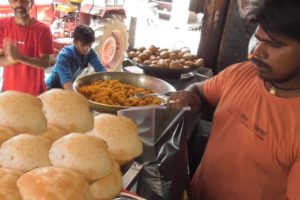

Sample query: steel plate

[126,58,203,79]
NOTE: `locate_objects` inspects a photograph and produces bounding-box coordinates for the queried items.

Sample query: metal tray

[126,57,203,79]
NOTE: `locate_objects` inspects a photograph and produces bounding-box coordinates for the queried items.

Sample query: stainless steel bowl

[73,72,176,113]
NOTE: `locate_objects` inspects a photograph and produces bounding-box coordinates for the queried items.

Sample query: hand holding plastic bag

[118,106,191,200]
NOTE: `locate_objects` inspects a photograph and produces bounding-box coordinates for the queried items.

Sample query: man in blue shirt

[46,24,106,90]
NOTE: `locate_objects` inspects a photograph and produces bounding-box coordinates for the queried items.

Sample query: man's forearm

[185,81,213,113]
[185,82,204,100]
[63,81,74,91]
[186,81,215,114]
[0,55,16,66]
[17,54,51,69]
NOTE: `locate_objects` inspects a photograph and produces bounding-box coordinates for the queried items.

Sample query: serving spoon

[132,91,172,99]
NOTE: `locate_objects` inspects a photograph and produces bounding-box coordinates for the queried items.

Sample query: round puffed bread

[0,91,47,135]
[39,89,94,133]
[0,134,51,171]
[0,126,18,145]
[17,167,93,200]
[0,167,23,200]
[49,133,113,182]
[40,124,68,142]
[90,160,122,200]
[88,114,143,165]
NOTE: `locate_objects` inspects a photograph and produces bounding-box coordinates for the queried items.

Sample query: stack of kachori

[0,134,51,171]
[89,160,123,200]
[49,133,113,182]
[17,167,93,200]
[0,91,47,135]
[0,167,23,200]
[40,124,68,142]
[39,89,94,133]
[0,127,18,145]
[88,113,143,165]
[0,89,143,200]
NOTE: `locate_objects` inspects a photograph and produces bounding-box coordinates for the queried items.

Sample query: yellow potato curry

[78,79,163,106]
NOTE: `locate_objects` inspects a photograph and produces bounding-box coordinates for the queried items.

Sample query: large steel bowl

[73,72,176,113]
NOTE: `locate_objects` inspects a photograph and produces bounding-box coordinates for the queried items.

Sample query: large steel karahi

[73,72,176,113]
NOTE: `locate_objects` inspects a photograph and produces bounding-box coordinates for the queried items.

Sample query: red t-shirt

[0,17,53,95]
[192,61,300,200]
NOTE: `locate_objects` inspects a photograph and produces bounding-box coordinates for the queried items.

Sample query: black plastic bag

[118,106,190,200]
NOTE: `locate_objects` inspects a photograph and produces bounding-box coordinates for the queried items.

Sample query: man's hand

[4,40,21,63]
[63,81,74,91]
[167,90,201,113]
[0,40,17,66]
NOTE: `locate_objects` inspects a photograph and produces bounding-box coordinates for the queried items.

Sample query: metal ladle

[132,91,172,99]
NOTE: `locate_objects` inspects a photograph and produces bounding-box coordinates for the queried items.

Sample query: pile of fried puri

[0,89,143,200]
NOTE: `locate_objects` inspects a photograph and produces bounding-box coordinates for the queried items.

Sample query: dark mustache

[250,57,271,69]
[14,6,26,11]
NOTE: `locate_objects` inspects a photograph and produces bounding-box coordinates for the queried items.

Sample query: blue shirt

[46,44,106,89]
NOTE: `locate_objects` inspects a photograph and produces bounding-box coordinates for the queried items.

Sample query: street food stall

[0,0,264,199]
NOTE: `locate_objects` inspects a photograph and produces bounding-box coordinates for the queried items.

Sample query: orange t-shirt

[191,61,300,200]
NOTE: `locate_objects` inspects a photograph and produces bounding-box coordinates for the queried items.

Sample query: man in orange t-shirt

[168,0,300,199]
[0,0,53,95]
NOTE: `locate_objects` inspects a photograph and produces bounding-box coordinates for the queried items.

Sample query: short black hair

[250,0,300,42]
[73,24,95,44]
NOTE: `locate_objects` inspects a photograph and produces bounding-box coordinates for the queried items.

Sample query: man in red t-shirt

[168,0,300,199]
[0,0,54,95]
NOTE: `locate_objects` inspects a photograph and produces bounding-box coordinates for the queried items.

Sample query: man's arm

[0,48,16,66]
[4,41,51,69]
[55,48,76,89]
[167,81,206,113]
[185,81,206,100]
[15,54,51,69]
[89,49,107,72]
[63,81,74,91]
